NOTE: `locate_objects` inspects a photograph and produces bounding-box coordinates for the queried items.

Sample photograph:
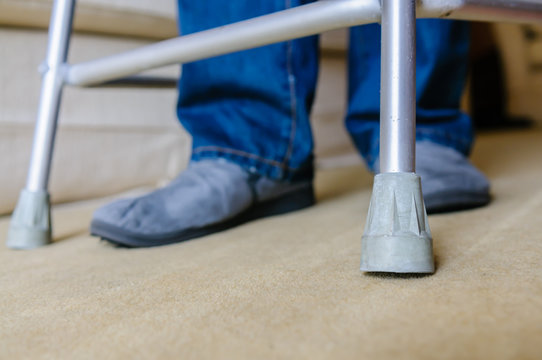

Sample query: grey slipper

[90,160,314,247]
[374,141,491,214]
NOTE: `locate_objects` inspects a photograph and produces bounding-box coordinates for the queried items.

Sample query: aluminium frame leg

[360,0,434,273]
[7,0,76,249]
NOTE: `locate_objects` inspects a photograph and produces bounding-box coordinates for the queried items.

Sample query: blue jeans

[177,0,473,182]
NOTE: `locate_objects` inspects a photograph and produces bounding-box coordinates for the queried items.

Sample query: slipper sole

[91,184,315,248]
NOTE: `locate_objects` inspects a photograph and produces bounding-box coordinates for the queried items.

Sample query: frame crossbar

[66,0,542,88]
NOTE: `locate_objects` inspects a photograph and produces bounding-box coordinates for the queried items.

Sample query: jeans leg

[177,0,319,182]
[346,20,473,171]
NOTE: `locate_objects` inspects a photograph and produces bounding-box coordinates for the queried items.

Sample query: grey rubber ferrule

[6,190,52,250]
[360,172,435,274]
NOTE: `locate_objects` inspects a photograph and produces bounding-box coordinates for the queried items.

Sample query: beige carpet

[2,129,542,360]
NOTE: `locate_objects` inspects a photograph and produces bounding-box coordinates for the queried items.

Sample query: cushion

[0,27,190,214]
[0,0,178,39]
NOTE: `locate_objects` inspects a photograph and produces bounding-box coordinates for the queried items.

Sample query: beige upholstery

[0,0,189,214]
[0,0,177,39]
[0,0,354,215]
[2,129,542,359]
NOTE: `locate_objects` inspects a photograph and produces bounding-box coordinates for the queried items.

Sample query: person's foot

[90,160,314,247]
[376,141,490,213]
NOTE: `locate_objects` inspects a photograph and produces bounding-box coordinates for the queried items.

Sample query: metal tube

[26,0,75,191]
[379,0,416,173]
[64,0,542,89]
[64,0,542,87]
[66,0,381,86]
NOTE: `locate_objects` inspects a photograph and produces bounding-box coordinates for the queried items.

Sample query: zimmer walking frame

[7,0,542,273]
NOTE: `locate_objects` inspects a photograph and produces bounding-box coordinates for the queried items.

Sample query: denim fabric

[177,0,318,182]
[177,1,473,181]
[346,20,473,170]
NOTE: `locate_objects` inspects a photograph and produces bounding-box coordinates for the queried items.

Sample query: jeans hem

[191,146,313,182]
[362,127,473,172]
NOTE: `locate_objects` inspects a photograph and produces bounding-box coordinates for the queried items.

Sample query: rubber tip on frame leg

[6,190,52,250]
[360,172,435,274]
